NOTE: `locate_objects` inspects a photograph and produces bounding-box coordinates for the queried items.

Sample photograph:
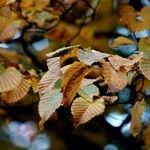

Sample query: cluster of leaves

[0,0,150,145]
[0,48,39,105]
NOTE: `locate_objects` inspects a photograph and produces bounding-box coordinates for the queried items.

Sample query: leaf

[38,57,61,95]
[38,89,63,129]
[130,99,146,136]
[0,17,26,42]
[111,37,136,48]
[120,5,150,32]
[139,37,150,59]
[80,78,100,87]
[1,79,30,103]
[100,60,128,93]
[71,97,105,127]
[62,62,91,106]
[78,84,99,102]
[77,48,109,65]
[0,67,22,92]
[109,53,142,72]
[46,45,80,58]
[139,58,150,80]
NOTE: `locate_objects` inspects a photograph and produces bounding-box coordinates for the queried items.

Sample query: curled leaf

[71,97,105,127]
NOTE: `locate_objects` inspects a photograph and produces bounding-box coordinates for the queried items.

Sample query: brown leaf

[62,62,90,106]
[139,58,150,80]
[71,97,105,127]
[130,99,146,136]
[77,48,109,65]
[100,60,127,93]
[1,79,30,103]
[0,67,22,92]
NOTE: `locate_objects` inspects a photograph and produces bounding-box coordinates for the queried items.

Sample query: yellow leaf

[130,99,146,136]
[0,67,22,92]
[1,79,30,103]
[62,62,91,106]
[71,97,105,127]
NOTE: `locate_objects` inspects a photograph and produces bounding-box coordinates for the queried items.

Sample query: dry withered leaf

[38,89,63,129]
[77,48,109,65]
[1,79,30,103]
[62,61,91,106]
[139,58,150,80]
[100,60,127,93]
[130,99,146,136]
[110,37,136,48]
[0,67,22,92]
[120,5,150,32]
[71,97,105,127]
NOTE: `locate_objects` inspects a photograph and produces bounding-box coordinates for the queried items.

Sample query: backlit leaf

[38,89,63,129]
[0,67,22,92]
[1,79,30,103]
[130,99,146,136]
[71,97,105,127]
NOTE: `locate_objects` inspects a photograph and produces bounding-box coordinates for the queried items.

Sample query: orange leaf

[71,97,105,127]
[62,62,90,106]
[130,99,146,136]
